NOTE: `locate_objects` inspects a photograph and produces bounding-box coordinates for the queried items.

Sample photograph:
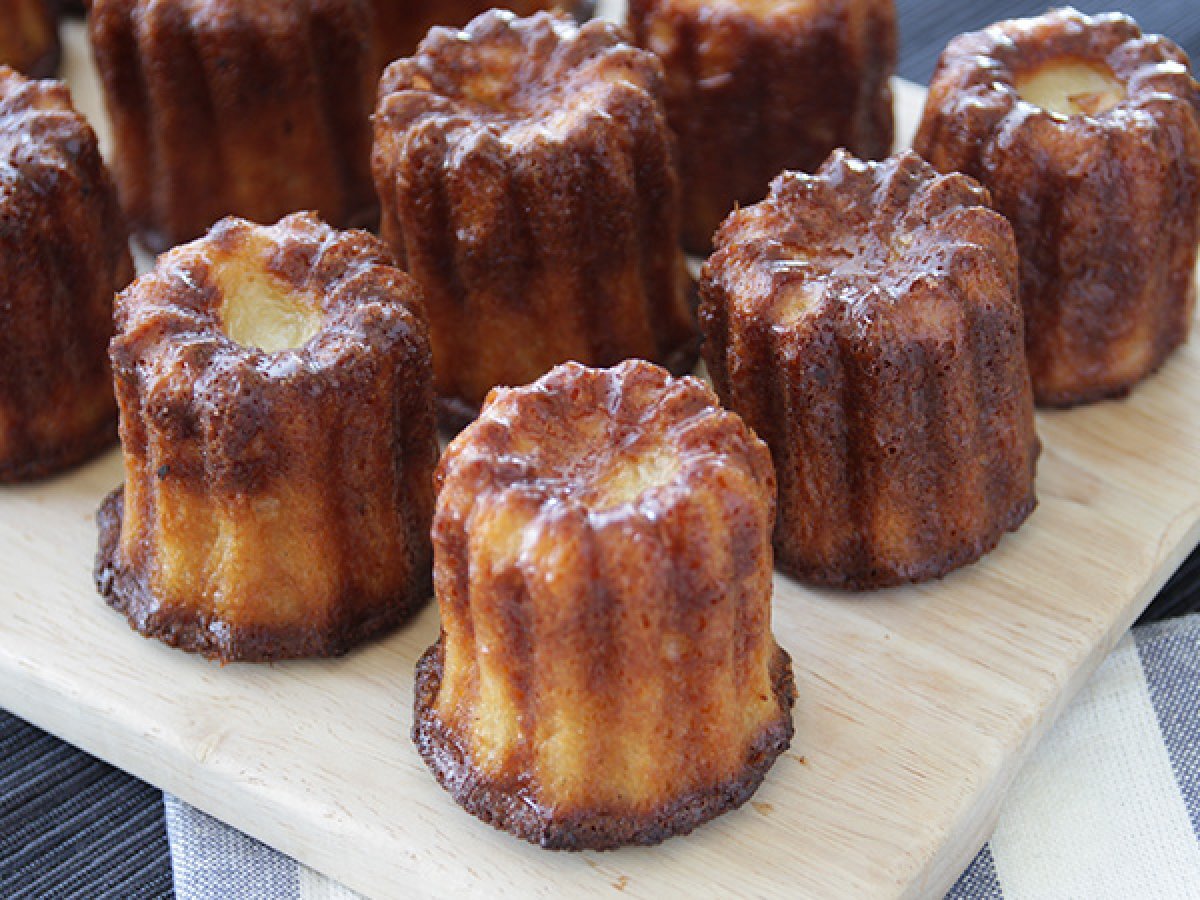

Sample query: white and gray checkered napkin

[166,613,1200,900]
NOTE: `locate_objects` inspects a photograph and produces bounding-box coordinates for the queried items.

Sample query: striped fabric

[158,615,1200,900]
[946,620,1200,899]
[0,716,172,899]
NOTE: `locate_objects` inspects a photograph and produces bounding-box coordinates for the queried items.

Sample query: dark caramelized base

[412,637,796,850]
[776,490,1038,591]
[0,415,117,483]
[94,487,430,663]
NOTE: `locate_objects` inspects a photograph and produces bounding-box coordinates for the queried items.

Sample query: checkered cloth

[163,614,1200,900]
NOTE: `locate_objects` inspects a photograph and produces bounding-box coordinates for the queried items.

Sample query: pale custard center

[1015,60,1126,118]
[593,446,681,510]
[216,264,322,353]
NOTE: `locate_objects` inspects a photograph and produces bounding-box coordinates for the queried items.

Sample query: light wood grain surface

[1,18,1198,900]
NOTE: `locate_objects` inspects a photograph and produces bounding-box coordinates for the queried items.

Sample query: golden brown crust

[101,213,438,662]
[629,0,896,253]
[0,68,132,482]
[373,11,697,413]
[420,359,793,848]
[0,0,59,77]
[914,8,1200,406]
[701,151,1039,589]
[89,0,379,251]
[96,487,426,661]
[368,0,593,70]
[413,637,795,851]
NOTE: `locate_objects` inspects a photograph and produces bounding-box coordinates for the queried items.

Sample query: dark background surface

[4,3,1200,897]
[895,0,1200,82]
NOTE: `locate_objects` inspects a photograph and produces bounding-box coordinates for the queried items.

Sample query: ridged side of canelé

[0,0,60,77]
[368,0,594,70]
[418,360,794,849]
[95,213,438,662]
[702,151,1039,590]
[414,638,794,850]
[914,9,1200,406]
[89,0,378,251]
[629,0,895,253]
[0,68,132,481]
[373,11,697,417]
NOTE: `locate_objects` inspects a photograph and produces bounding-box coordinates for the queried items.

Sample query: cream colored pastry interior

[216,262,322,352]
[1015,59,1126,117]
[592,446,681,509]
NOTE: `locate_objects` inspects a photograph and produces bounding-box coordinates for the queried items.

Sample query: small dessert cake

[89,0,379,251]
[0,0,59,77]
[629,0,896,252]
[95,213,438,662]
[415,359,795,849]
[915,9,1200,406]
[701,151,1039,589]
[0,68,132,481]
[373,11,697,426]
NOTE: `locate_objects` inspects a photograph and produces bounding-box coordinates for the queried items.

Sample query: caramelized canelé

[90,0,379,250]
[915,8,1200,405]
[96,213,438,662]
[629,0,896,252]
[415,360,794,849]
[373,11,697,426]
[0,67,132,481]
[701,151,1039,589]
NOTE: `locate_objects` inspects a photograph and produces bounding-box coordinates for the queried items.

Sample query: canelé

[701,151,1039,589]
[89,0,379,251]
[373,11,697,426]
[915,8,1200,406]
[415,359,794,849]
[0,67,132,481]
[629,0,896,252]
[0,0,58,77]
[95,213,438,662]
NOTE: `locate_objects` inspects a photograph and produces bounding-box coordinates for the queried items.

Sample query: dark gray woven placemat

[3,2,1199,897]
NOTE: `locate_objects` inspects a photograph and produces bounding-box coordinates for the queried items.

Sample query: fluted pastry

[95,213,438,662]
[0,0,59,77]
[0,67,132,481]
[701,151,1039,589]
[915,9,1200,406]
[629,0,896,252]
[415,359,794,849]
[369,0,591,69]
[89,0,379,251]
[373,11,697,426]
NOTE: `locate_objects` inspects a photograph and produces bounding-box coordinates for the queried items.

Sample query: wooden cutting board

[3,18,1199,900]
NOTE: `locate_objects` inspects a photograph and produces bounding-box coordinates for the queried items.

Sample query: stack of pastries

[0,0,1193,853]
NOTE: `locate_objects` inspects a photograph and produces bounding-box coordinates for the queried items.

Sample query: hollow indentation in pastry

[591,445,681,510]
[1016,59,1125,117]
[215,262,322,353]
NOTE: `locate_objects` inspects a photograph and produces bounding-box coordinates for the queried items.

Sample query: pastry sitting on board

[95,213,438,663]
[415,360,794,849]
[916,8,1200,406]
[701,150,1039,589]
